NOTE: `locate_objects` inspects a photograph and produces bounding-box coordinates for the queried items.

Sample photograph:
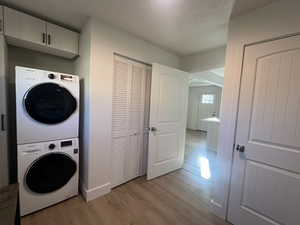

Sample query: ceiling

[189,68,224,87]
[231,0,279,18]
[210,68,225,77]
[0,0,279,56]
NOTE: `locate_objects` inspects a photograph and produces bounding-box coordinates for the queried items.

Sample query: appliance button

[49,144,56,150]
[48,73,55,79]
[74,149,79,154]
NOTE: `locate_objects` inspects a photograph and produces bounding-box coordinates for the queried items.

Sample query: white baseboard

[210,199,226,219]
[81,182,111,202]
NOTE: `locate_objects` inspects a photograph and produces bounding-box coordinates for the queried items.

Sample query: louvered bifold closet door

[125,63,147,182]
[112,57,131,187]
[140,67,152,176]
[112,56,150,187]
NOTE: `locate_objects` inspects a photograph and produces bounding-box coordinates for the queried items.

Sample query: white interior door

[147,63,189,180]
[229,35,300,225]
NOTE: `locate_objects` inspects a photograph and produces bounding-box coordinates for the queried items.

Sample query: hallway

[184,130,217,185]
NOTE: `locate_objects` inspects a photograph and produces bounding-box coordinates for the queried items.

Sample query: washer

[18,138,79,216]
[15,66,79,144]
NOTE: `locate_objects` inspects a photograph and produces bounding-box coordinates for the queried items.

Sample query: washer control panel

[61,140,73,147]
[18,138,79,155]
[48,73,56,79]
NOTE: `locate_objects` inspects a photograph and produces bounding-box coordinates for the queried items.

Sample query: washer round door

[25,153,77,194]
[24,83,77,124]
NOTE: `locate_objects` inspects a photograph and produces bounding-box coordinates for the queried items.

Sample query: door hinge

[42,32,46,43]
[48,34,51,45]
[1,114,5,131]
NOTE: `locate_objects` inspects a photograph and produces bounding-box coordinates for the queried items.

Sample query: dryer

[18,138,79,216]
[15,66,79,144]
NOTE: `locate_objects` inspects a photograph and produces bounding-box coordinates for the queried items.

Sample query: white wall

[76,18,181,201]
[181,46,226,73]
[74,20,92,196]
[212,0,300,219]
[187,86,222,131]
[7,46,74,80]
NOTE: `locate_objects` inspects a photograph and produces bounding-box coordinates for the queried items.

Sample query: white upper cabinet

[4,7,47,47]
[3,7,79,58]
[46,23,79,57]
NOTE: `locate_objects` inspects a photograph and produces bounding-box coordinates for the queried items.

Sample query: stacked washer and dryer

[15,66,80,216]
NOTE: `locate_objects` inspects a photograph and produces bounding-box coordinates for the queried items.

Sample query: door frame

[212,1,300,220]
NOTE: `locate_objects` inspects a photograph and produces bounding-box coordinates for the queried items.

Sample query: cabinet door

[0,76,8,188]
[46,23,79,55]
[4,7,46,46]
[0,36,8,188]
[0,6,3,34]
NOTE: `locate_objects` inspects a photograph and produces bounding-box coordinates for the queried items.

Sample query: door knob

[150,127,157,132]
[236,145,245,153]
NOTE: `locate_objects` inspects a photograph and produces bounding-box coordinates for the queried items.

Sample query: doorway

[111,55,226,198]
[184,69,224,198]
[111,58,191,186]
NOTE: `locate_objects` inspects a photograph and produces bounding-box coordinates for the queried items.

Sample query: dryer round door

[24,83,77,124]
[25,153,77,194]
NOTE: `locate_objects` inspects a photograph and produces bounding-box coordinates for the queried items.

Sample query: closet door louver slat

[112,60,130,138]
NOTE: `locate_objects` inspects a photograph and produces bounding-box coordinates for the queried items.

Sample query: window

[201,94,214,104]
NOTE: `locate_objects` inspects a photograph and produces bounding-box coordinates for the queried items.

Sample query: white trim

[189,71,224,87]
[81,183,111,202]
[210,199,224,218]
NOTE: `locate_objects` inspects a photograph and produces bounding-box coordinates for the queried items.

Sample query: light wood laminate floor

[22,130,227,225]
[22,169,229,225]
[184,130,217,180]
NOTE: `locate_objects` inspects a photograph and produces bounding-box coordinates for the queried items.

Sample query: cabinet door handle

[42,33,46,43]
[48,34,51,45]
[1,114,5,131]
